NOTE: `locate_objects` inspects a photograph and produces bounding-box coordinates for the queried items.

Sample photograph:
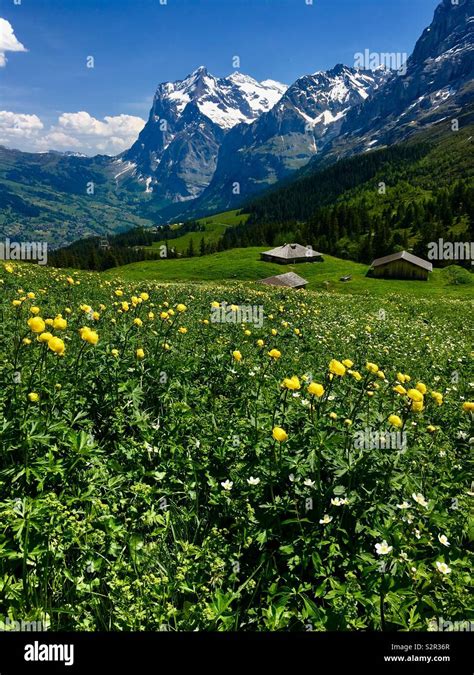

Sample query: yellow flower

[342,359,354,368]
[411,400,424,413]
[5,264,14,273]
[377,371,385,379]
[66,276,74,285]
[282,375,301,390]
[28,316,45,333]
[140,292,149,301]
[257,339,265,347]
[348,370,362,381]
[80,327,99,345]
[407,389,423,403]
[160,311,169,320]
[416,382,427,395]
[148,312,155,320]
[366,362,379,374]
[48,337,65,356]
[329,412,338,420]
[267,349,281,359]
[393,384,407,395]
[45,318,54,327]
[38,332,53,343]
[178,327,188,334]
[308,382,325,397]
[272,426,288,442]
[462,401,474,412]
[53,316,67,330]
[27,292,35,299]
[134,318,143,327]
[121,302,130,312]
[388,414,403,428]
[397,372,406,384]
[431,391,443,406]
[232,350,242,362]
[211,301,220,308]
[177,303,187,312]
[12,299,21,307]
[344,419,353,426]
[427,425,437,433]
[115,289,124,297]
[329,359,346,376]
[22,338,31,345]
[30,306,40,315]
[244,329,251,336]
[111,349,119,358]
[28,392,39,402]
[136,348,145,360]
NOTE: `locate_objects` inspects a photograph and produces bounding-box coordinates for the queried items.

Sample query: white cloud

[0,110,146,155]
[0,18,27,67]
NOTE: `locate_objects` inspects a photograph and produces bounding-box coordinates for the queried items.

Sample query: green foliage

[0,262,472,630]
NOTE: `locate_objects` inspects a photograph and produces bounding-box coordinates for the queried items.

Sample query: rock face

[321,0,474,160]
[120,67,287,205]
[190,65,388,214]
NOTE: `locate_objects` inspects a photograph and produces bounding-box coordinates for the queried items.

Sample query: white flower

[438,534,450,547]
[415,529,421,539]
[304,478,315,488]
[435,561,451,575]
[412,492,429,508]
[319,514,333,525]
[331,497,348,507]
[221,480,233,491]
[397,501,411,510]
[301,399,310,407]
[375,540,393,555]
[400,551,409,561]
[247,476,260,486]
[439,450,446,457]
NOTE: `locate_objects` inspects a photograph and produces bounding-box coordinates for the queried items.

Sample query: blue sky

[0,0,441,154]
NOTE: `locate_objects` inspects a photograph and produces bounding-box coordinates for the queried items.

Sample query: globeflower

[272,426,288,442]
[282,376,301,390]
[393,385,407,395]
[28,392,39,402]
[136,348,145,359]
[48,337,65,356]
[411,400,424,413]
[257,339,264,347]
[416,382,427,395]
[342,359,354,368]
[366,362,379,374]
[38,332,53,343]
[80,327,99,345]
[53,316,67,330]
[431,391,443,406]
[232,350,242,362]
[388,414,403,428]
[28,316,45,333]
[178,327,188,334]
[329,359,346,376]
[267,349,281,360]
[407,389,423,403]
[308,382,324,397]
[177,304,187,312]
[134,318,143,327]
[462,402,474,412]
[30,306,40,315]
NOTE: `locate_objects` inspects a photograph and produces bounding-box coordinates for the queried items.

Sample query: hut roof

[371,250,433,272]
[262,243,322,260]
[259,272,308,288]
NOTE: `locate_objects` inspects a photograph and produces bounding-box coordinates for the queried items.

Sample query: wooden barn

[259,272,308,289]
[369,251,433,281]
[261,243,323,264]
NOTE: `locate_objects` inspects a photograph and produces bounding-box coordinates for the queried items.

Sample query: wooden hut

[369,251,433,281]
[261,243,323,264]
[259,272,308,289]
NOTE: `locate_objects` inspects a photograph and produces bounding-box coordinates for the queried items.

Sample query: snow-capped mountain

[318,0,474,162]
[185,65,388,215]
[120,67,287,203]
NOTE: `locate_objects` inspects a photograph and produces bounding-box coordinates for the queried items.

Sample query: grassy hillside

[147,210,249,254]
[104,247,474,298]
